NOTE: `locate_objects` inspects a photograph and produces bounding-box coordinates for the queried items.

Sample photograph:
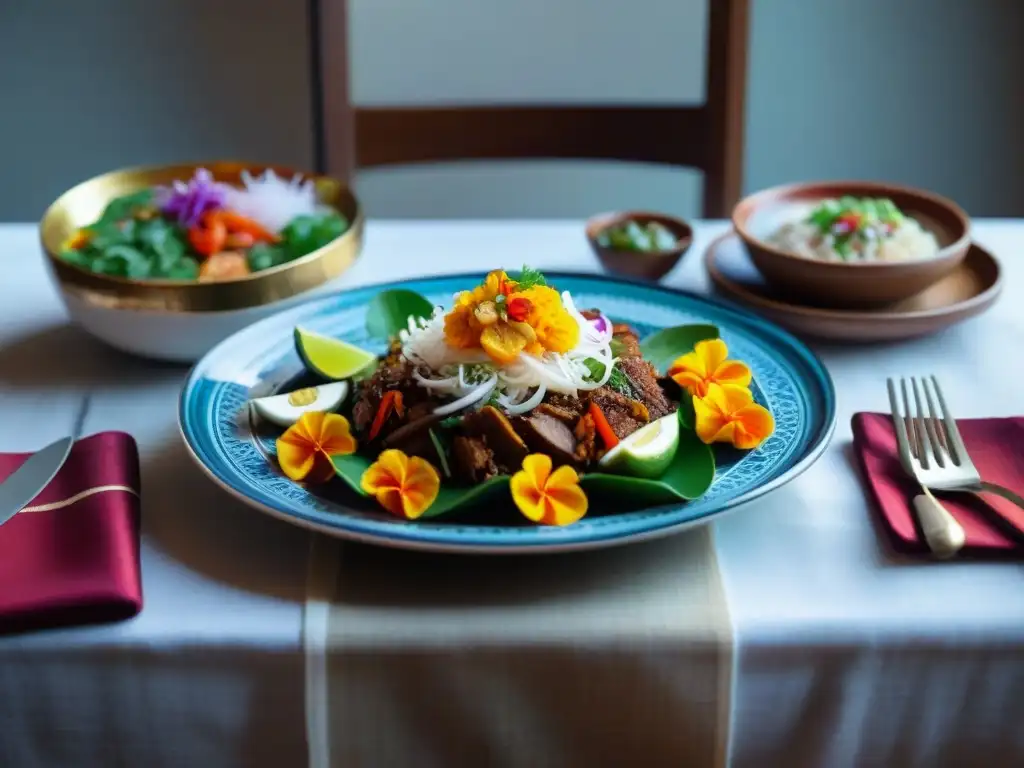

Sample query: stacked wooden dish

[708,181,1002,342]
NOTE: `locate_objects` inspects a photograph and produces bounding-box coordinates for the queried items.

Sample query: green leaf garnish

[609,337,628,357]
[512,265,547,290]
[638,324,720,374]
[328,407,716,519]
[579,426,714,504]
[365,289,436,341]
[428,428,452,479]
[582,357,635,397]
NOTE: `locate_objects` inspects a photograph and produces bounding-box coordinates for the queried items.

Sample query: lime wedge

[597,413,680,479]
[294,326,377,380]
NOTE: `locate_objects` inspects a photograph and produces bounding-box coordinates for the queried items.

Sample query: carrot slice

[212,210,280,243]
[368,391,405,441]
[589,402,619,449]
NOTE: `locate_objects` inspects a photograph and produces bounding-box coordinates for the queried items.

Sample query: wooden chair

[309,0,749,218]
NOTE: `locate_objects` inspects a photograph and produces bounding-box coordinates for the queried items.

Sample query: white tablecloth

[0,220,1021,767]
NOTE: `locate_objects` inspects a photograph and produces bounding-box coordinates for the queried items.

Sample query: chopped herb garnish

[512,265,547,291]
[607,368,636,397]
[583,357,636,397]
[596,220,677,252]
[428,428,452,478]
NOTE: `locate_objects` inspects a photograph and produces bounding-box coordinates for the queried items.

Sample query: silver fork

[888,376,1024,556]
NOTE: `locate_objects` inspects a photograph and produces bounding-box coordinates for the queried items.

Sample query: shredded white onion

[412,369,460,390]
[432,376,497,416]
[501,384,547,415]
[223,170,332,233]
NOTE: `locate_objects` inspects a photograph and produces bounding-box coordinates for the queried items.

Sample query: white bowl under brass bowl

[40,161,364,362]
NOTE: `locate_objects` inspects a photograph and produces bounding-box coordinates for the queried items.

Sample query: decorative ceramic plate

[179,273,836,553]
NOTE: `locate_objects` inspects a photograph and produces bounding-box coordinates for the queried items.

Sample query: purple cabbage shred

[157,168,227,228]
[589,314,611,336]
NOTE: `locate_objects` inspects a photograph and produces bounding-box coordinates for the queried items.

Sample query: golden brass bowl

[40,161,364,313]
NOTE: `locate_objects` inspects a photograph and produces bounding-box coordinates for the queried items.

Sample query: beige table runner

[305,529,733,768]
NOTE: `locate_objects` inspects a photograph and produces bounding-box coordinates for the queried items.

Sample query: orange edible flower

[668,339,752,397]
[360,449,440,520]
[693,383,774,450]
[276,412,357,483]
[510,454,588,526]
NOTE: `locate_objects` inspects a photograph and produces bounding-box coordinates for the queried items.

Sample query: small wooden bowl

[732,181,971,308]
[585,211,694,281]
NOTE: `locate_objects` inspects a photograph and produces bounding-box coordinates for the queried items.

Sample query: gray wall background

[2,0,1022,221]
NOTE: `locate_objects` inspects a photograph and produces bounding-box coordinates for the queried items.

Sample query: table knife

[0,436,75,527]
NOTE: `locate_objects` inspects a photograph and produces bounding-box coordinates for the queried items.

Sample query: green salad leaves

[61,192,201,279]
[58,180,351,282]
[247,211,349,272]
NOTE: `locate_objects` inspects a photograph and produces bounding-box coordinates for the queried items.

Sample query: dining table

[0,218,1021,768]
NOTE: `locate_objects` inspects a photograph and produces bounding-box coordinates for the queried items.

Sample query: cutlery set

[887,376,1023,558]
[0,396,90,528]
[0,382,1018,562]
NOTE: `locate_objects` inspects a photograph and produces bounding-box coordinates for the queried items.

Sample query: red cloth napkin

[0,432,142,634]
[852,412,1024,557]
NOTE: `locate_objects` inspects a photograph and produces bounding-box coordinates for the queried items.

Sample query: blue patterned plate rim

[179,271,837,554]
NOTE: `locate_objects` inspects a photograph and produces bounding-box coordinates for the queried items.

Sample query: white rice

[769,217,940,263]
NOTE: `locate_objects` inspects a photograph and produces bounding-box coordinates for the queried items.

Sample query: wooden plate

[705,231,1002,342]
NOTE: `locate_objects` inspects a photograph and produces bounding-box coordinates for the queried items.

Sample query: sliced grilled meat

[515,413,578,466]
[574,413,597,463]
[536,403,579,424]
[463,406,529,472]
[383,411,443,459]
[590,386,650,440]
[618,356,673,419]
[350,350,429,439]
[451,435,498,484]
[543,393,587,421]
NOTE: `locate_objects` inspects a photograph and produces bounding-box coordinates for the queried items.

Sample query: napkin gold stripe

[305,529,734,768]
[19,485,138,514]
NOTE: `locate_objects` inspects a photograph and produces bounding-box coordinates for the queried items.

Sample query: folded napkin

[852,412,1024,557]
[0,432,142,634]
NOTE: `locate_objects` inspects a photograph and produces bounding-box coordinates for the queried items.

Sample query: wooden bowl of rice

[39,161,363,362]
[732,181,970,308]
